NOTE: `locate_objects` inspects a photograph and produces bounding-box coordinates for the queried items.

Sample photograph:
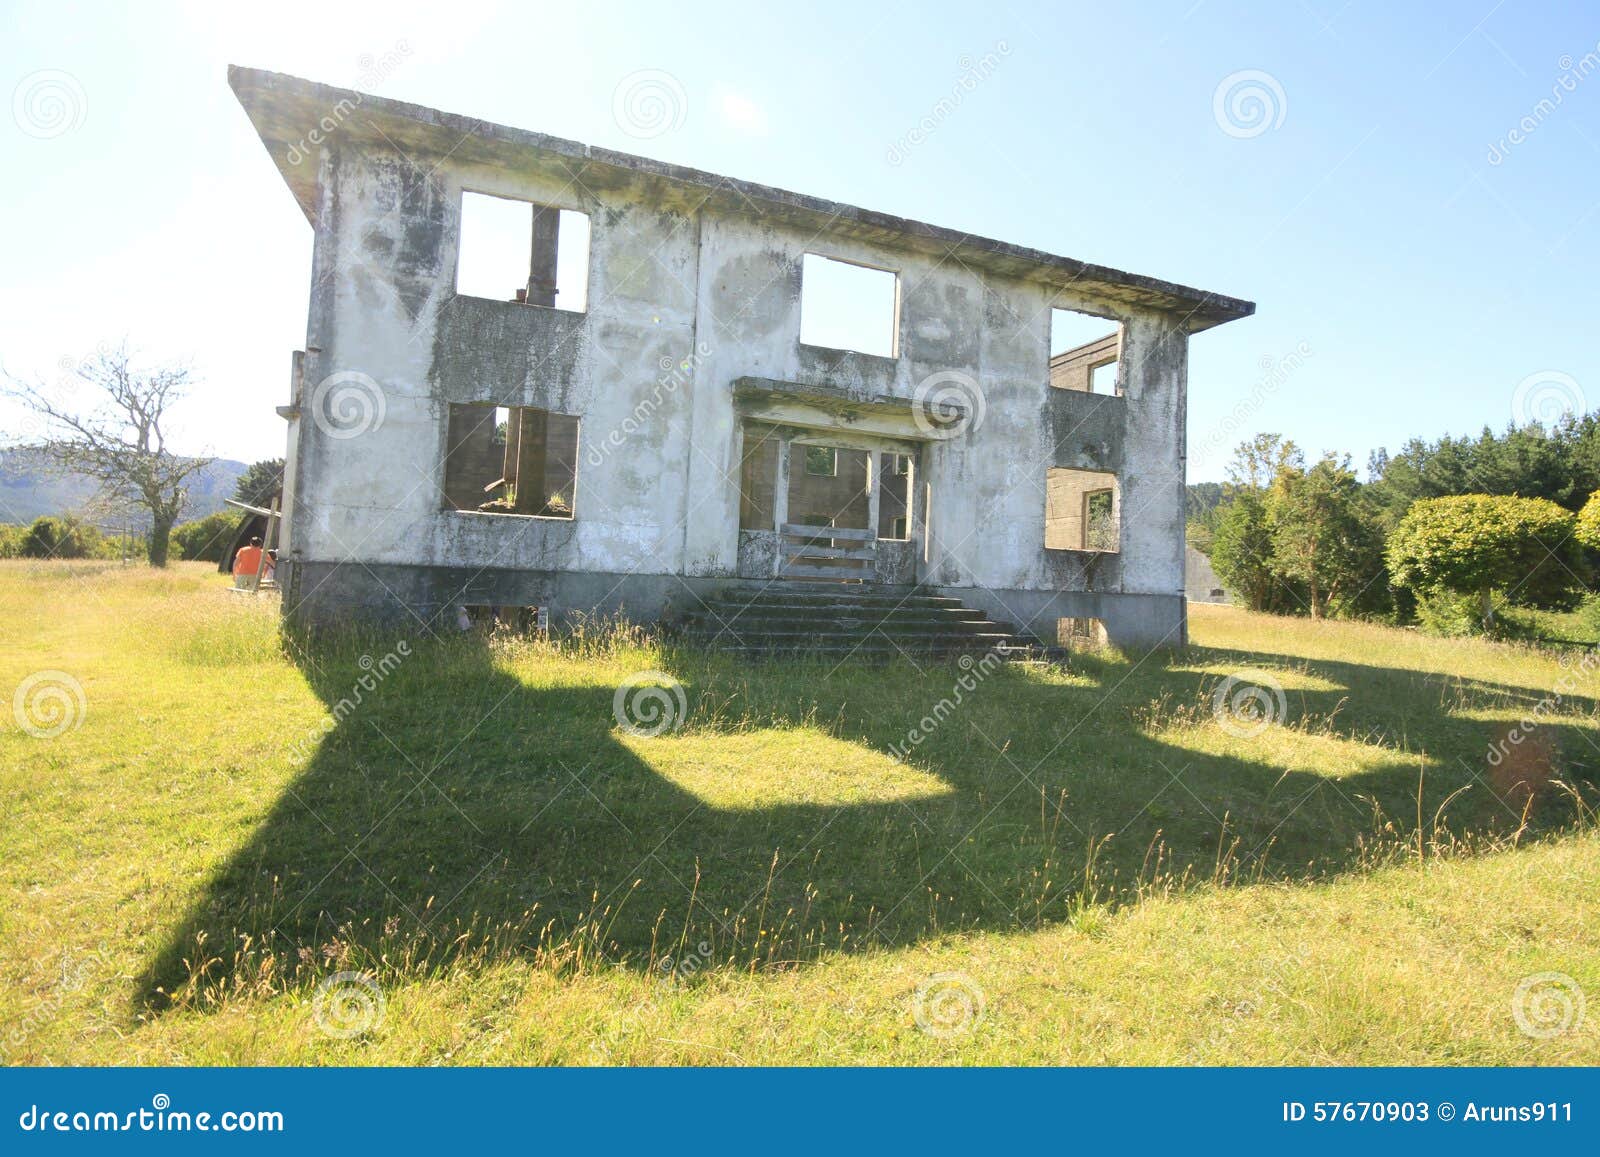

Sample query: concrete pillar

[772,438,790,577]
[527,207,560,308]
[866,452,882,542]
[513,408,548,514]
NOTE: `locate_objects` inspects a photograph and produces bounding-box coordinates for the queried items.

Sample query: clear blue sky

[2,1,1597,480]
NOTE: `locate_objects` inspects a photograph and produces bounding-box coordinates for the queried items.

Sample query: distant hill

[0,448,247,529]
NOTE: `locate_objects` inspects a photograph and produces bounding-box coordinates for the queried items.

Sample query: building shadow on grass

[138,632,1599,1009]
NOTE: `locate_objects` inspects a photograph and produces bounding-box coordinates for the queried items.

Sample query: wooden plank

[780,542,876,561]
[778,562,871,580]
[782,523,874,541]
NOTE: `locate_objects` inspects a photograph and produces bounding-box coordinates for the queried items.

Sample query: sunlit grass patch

[621,727,954,810]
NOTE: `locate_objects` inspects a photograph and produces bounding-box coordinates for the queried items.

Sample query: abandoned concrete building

[231,66,1253,653]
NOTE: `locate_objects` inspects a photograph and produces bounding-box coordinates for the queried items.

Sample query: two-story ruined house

[231,66,1253,651]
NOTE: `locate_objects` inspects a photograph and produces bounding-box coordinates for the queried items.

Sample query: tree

[1209,435,1305,612]
[1226,433,1302,492]
[1576,489,1600,554]
[1211,491,1279,611]
[4,344,213,567]
[233,458,285,508]
[21,514,105,560]
[1266,454,1386,619]
[1386,495,1583,629]
[172,510,243,563]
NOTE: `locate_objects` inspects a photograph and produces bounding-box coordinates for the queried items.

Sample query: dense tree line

[1192,419,1600,631]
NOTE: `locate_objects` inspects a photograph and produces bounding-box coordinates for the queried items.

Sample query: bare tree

[4,343,213,567]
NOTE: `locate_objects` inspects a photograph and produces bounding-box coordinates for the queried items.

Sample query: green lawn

[1,561,1596,1064]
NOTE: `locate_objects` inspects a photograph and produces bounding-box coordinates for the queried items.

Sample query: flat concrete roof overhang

[230,65,1256,333]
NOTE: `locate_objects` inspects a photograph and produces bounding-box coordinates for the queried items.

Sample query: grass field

[2,560,1597,1064]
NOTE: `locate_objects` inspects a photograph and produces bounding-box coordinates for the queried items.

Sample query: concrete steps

[676,584,1040,660]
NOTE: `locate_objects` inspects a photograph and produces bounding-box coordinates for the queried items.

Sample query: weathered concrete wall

[281,134,1193,645]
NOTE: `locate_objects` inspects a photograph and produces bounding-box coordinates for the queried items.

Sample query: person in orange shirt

[233,536,274,585]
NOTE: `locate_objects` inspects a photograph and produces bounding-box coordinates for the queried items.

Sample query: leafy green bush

[171,511,242,564]
[20,515,106,560]
[1387,495,1583,631]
